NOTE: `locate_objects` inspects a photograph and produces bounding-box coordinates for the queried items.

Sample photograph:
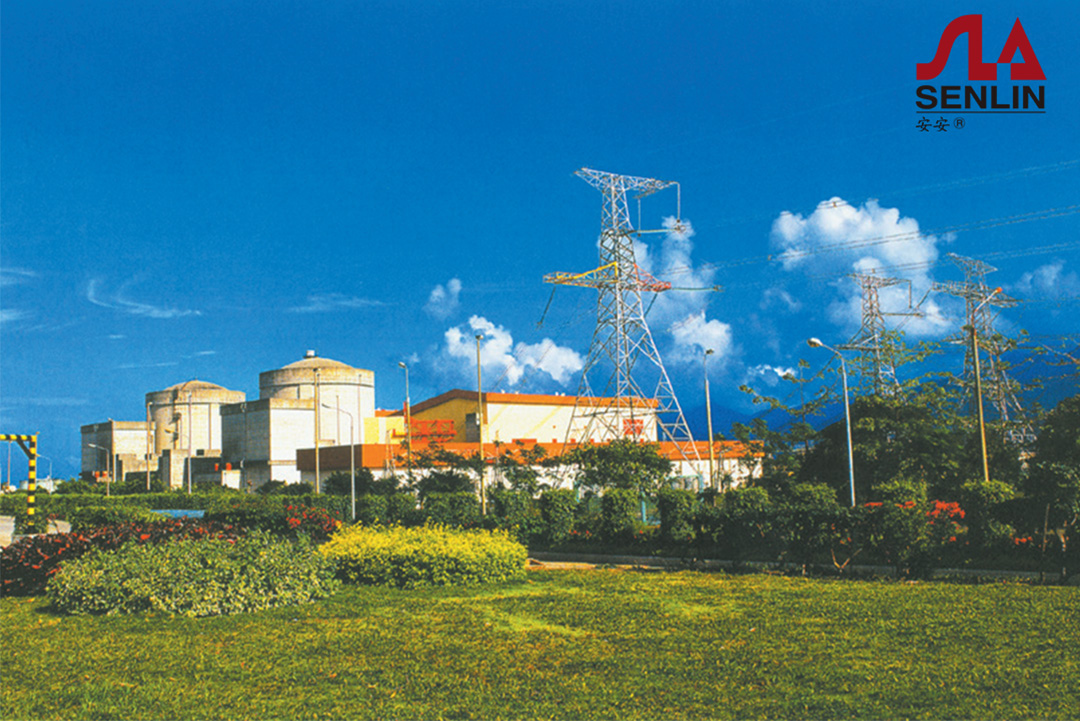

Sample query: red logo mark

[917,15,1044,81]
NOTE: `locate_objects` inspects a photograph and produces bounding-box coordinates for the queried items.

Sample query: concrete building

[82,379,246,489]
[80,420,155,484]
[221,351,376,488]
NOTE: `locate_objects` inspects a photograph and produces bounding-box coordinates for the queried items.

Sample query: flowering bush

[1,519,243,597]
[47,530,338,616]
[204,502,341,542]
[320,523,527,588]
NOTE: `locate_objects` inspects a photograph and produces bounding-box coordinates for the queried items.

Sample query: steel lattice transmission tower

[932,253,1033,443]
[544,168,699,462]
[837,271,922,395]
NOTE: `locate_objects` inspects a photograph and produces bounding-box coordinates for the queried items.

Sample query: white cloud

[87,278,201,319]
[1015,261,1080,297]
[443,315,583,388]
[0,309,28,325]
[0,267,37,287]
[770,198,956,337]
[760,287,801,312]
[745,364,799,388]
[424,278,462,319]
[288,293,385,313]
[626,216,736,365]
[669,311,735,363]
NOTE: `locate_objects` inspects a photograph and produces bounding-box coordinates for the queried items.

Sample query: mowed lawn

[3,570,1078,720]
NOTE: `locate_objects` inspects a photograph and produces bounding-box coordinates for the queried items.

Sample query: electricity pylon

[932,253,1033,443]
[545,168,699,463]
[837,271,922,395]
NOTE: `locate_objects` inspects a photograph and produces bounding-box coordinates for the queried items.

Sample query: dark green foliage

[1035,394,1080,467]
[415,470,475,500]
[718,487,779,562]
[203,500,342,542]
[566,438,672,494]
[256,480,314,496]
[599,488,638,544]
[777,485,842,571]
[538,488,576,544]
[492,441,550,495]
[66,506,168,531]
[487,488,542,543]
[324,469,400,496]
[422,492,480,527]
[353,494,389,525]
[47,531,338,616]
[961,479,1017,551]
[656,487,696,547]
[54,478,106,495]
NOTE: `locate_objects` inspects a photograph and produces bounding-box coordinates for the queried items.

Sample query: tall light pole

[145,402,153,491]
[186,393,193,494]
[314,368,321,494]
[808,338,856,507]
[87,443,112,497]
[969,287,1003,486]
[322,401,355,521]
[704,349,716,491]
[398,361,412,479]
[475,334,486,515]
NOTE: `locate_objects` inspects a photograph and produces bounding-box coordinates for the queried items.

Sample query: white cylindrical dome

[146,380,245,454]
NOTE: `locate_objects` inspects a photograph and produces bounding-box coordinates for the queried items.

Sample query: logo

[915,15,1045,125]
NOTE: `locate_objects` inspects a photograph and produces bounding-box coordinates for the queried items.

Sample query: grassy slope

[2,571,1078,720]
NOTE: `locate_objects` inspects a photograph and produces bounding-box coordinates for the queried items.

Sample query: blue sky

[3,0,1079,480]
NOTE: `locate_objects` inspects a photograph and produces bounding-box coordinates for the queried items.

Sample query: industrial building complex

[81,351,758,491]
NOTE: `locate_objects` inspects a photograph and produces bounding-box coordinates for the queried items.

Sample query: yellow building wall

[410,397,477,443]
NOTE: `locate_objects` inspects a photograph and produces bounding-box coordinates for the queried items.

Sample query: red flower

[139,533,151,541]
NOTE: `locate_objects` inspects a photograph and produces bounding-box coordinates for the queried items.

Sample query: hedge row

[48,531,338,616]
[320,524,527,588]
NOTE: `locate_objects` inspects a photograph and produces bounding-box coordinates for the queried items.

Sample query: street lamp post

[87,443,113,497]
[398,362,412,479]
[314,368,321,494]
[969,287,1003,486]
[322,401,356,521]
[475,334,486,516]
[808,338,856,507]
[704,349,716,491]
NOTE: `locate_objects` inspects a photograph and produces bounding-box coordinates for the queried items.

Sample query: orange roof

[395,389,658,416]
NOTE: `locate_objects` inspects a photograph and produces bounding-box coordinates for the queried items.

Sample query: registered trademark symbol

[954,117,965,129]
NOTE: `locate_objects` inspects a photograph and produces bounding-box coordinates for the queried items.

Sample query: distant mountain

[682,402,755,441]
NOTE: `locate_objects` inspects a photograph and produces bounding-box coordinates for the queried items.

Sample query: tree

[1033,394,1080,468]
[564,438,672,495]
[324,469,400,496]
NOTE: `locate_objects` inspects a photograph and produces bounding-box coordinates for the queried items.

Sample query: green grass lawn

[3,570,1078,720]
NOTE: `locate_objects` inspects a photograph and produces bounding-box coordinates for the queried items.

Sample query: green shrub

[66,506,168,531]
[488,488,542,544]
[538,488,576,545]
[354,494,389,525]
[203,501,342,541]
[385,492,422,525]
[422,492,480,527]
[657,487,697,547]
[599,488,638,544]
[46,530,338,616]
[320,523,527,588]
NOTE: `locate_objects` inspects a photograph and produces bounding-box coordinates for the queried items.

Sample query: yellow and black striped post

[1,434,39,533]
